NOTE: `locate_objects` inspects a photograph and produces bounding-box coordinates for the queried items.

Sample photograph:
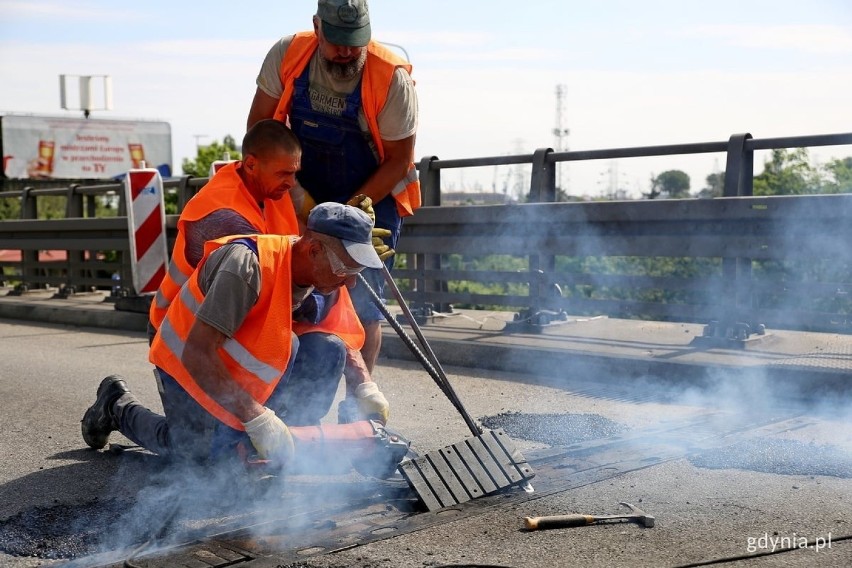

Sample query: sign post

[209,151,237,176]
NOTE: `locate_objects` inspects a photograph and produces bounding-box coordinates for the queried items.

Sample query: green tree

[0,198,20,219]
[644,170,690,199]
[181,135,242,177]
[821,157,852,194]
[752,148,819,196]
[695,171,725,198]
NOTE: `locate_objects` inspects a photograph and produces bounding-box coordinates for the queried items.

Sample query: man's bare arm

[343,346,373,395]
[356,134,416,204]
[247,88,281,130]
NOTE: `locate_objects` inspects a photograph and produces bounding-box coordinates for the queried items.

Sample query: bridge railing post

[58,184,85,297]
[175,175,194,213]
[510,148,563,331]
[703,132,762,343]
[412,156,447,314]
[14,187,39,294]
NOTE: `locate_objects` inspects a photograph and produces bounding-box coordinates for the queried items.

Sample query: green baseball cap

[317,0,371,47]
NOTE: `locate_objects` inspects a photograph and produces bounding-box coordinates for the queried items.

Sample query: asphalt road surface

[1,318,851,567]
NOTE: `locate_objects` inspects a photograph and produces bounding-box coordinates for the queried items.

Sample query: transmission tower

[552,84,570,194]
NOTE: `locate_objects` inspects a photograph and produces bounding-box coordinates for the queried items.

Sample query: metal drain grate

[398,428,535,511]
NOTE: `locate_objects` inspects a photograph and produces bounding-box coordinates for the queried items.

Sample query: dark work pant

[112,332,346,462]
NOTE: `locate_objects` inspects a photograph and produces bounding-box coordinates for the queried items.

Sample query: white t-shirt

[256,35,418,144]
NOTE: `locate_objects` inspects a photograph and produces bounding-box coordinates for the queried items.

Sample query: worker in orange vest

[82,203,389,464]
[248,0,420,376]
[147,119,301,338]
[145,119,380,446]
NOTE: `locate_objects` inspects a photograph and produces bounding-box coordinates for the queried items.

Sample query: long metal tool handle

[357,271,481,436]
[357,274,453,398]
[378,265,482,436]
[380,265,444,374]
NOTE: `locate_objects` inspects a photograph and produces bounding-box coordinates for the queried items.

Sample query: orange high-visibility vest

[148,162,299,332]
[150,235,296,430]
[292,283,364,350]
[271,31,421,217]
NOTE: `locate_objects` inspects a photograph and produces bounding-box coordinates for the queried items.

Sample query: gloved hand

[372,229,395,262]
[338,382,389,424]
[242,407,295,462]
[346,194,395,261]
[346,194,375,223]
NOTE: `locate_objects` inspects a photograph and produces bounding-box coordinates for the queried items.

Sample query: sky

[1,0,851,198]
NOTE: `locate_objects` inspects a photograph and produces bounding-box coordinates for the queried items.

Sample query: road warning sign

[124,168,168,294]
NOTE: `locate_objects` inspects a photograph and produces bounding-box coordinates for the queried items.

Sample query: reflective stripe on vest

[154,259,190,309]
[149,234,294,430]
[159,286,284,386]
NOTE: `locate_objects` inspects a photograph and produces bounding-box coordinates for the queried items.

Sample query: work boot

[81,375,130,449]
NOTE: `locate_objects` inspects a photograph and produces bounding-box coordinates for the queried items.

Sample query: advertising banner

[1,115,172,179]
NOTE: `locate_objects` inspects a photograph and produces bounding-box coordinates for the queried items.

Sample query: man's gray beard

[322,50,367,81]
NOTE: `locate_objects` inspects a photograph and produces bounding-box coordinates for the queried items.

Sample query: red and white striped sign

[124,168,169,294]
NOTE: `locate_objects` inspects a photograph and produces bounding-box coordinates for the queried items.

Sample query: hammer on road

[524,502,655,530]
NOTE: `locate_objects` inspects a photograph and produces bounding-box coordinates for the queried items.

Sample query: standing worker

[247,0,421,373]
[148,119,301,341]
[82,203,389,464]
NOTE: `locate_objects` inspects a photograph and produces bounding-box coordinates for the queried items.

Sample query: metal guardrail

[394,194,852,332]
[0,176,206,294]
[1,132,850,332]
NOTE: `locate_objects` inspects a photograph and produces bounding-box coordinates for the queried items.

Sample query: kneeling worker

[81,203,389,465]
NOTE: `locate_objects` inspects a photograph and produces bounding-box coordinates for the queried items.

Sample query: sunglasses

[323,243,364,277]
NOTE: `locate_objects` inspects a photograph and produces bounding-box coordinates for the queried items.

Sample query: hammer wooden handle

[524,514,596,530]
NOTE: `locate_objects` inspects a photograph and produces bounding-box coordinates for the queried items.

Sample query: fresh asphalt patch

[689,438,852,478]
[480,412,630,446]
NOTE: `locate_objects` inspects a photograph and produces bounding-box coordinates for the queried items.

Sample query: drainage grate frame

[397,428,535,511]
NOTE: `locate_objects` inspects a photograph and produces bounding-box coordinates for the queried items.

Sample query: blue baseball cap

[307,202,383,269]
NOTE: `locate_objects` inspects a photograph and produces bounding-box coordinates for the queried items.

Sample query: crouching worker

[81,203,402,471]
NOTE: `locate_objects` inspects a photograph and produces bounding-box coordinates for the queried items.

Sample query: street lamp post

[193,135,209,153]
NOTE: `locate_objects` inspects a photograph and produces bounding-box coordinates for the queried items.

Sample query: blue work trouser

[112,332,346,463]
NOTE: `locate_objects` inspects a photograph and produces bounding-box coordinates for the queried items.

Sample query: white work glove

[242,407,295,463]
[339,382,390,425]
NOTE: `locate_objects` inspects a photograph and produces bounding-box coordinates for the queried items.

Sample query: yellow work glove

[346,194,375,223]
[346,194,395,262]
[242,407,295,463]
[372,230,395,262]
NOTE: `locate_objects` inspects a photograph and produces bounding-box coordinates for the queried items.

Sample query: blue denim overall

[289,64,401,321]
